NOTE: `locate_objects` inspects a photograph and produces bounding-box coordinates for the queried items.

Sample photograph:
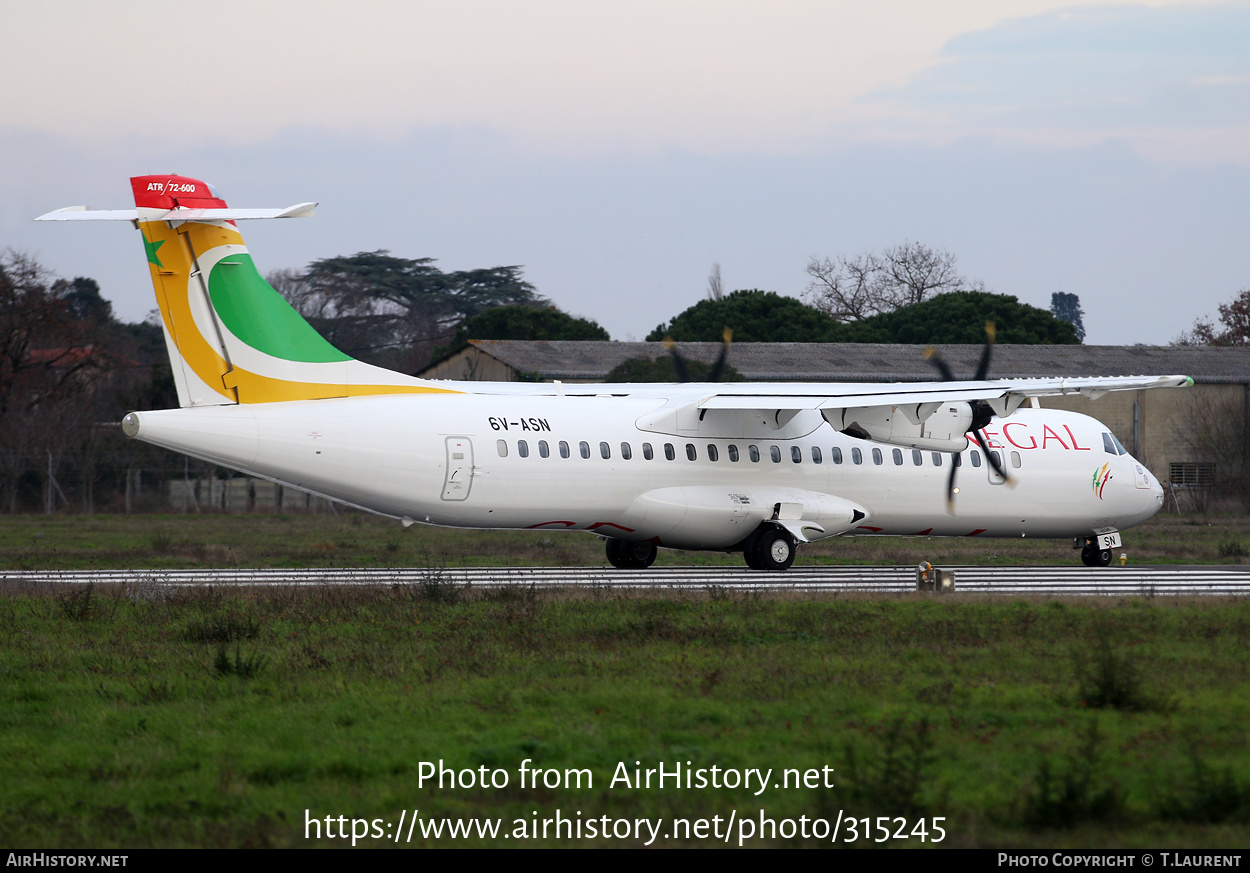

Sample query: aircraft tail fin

[38,175,452,407]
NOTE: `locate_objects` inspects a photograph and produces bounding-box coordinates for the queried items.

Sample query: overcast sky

[3,0,1247,344]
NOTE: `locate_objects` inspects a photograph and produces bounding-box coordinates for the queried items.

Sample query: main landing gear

[606,539,658,569]
[741,525,796,572]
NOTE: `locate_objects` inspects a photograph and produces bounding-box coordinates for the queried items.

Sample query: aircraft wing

[694,374,1193,413]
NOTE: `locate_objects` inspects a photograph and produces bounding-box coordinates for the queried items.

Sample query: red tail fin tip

[130,175,226,210]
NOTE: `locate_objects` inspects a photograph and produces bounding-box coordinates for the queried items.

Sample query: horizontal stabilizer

[34,206,137,221]
[35,203,317,222]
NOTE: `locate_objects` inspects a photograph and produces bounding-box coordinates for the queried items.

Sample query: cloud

[860,2,1250,165]
[1,0,1218,157]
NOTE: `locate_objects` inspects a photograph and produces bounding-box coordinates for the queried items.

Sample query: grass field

[0,510,1247,571]
[2,513,1248,848]
[2,583,1250,848]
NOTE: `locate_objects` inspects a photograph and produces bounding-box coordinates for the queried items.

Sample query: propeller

[925,322,1012,513]
[664,327,733,382]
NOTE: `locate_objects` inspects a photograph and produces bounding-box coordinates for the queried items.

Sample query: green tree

[1050,292,1086,343]
[647,289,839,343]
[839,291,1080,344]
[284,251,544,371]
[450,304,609,345]
[52,277,113,323]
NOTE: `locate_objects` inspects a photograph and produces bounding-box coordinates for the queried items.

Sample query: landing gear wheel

[627,541,657,568]
[741,531,764,570]
[606,539,657,569]
[606,539,627,568]
[1081,546,1113,567]
[750,528,796,572]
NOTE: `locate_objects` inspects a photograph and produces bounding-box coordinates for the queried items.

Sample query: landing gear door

[441,437,473,501]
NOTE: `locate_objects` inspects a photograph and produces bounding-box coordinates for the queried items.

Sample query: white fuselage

[125,391,1164,551]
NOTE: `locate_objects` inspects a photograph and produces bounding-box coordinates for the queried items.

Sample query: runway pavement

[3,564,1250,595]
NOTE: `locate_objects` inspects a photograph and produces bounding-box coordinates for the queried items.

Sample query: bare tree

[1177,390,1249,512]
[267,267,318,315]
[804,241,968,323]
[878,241,965,308]
[1176,289,1250,347]
[706,262,724,301]
[804,252,886,322]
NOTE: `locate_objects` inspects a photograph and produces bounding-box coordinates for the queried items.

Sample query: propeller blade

[924,346,956,382]
[707,327,733,382]
[663,336,692,382]
[974,321,996,381]
[945,455,959,515]
[973,429,1012,484]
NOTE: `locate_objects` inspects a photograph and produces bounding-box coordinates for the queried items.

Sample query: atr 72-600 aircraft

[38,175,1191,571]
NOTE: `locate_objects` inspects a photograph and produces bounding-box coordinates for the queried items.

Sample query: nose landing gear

[1077,537,1114,567]
[1081,546,1113,567]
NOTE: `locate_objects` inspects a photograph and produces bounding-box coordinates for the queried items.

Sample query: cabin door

[441,437,473,501]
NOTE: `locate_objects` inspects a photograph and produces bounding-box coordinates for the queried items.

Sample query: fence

[0,447,339,515]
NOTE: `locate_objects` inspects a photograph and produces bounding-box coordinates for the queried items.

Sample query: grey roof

[462,340,1250,384]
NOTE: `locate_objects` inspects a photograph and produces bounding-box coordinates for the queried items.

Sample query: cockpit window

[1102,433,1117,455]
[1111,433,1128,455]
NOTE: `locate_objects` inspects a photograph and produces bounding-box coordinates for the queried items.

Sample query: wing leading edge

[694,374,1193,413]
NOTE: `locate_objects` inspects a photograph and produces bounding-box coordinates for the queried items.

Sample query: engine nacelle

[824,403,974,453]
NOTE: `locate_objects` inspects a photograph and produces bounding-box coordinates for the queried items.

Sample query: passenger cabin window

[538,440,549,458]
[812,447,822,464]
[707,444,719,462]
[728,445,740,462]
[664,443,676,461]
[1010,451,1022,468]
[892,448,903,465]
[559,440,570,459]
[872,448,883,465]
[931,453,943,467]
[953,453,961,468]
[912,450,923,466]
[686,444,697,461]
[770,446,782,463]
[643,442,654,460]
[579,441,591,459]
[990,450,1001,469]
[970,450,982,468]
[832,447,843,464]
[518,440,529,458]
[620,442,632,460]
[851,447,862,465]
[600,441,611,459]
[791,446,802,463]
[496,439,508,457]
[749,445,761,463]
